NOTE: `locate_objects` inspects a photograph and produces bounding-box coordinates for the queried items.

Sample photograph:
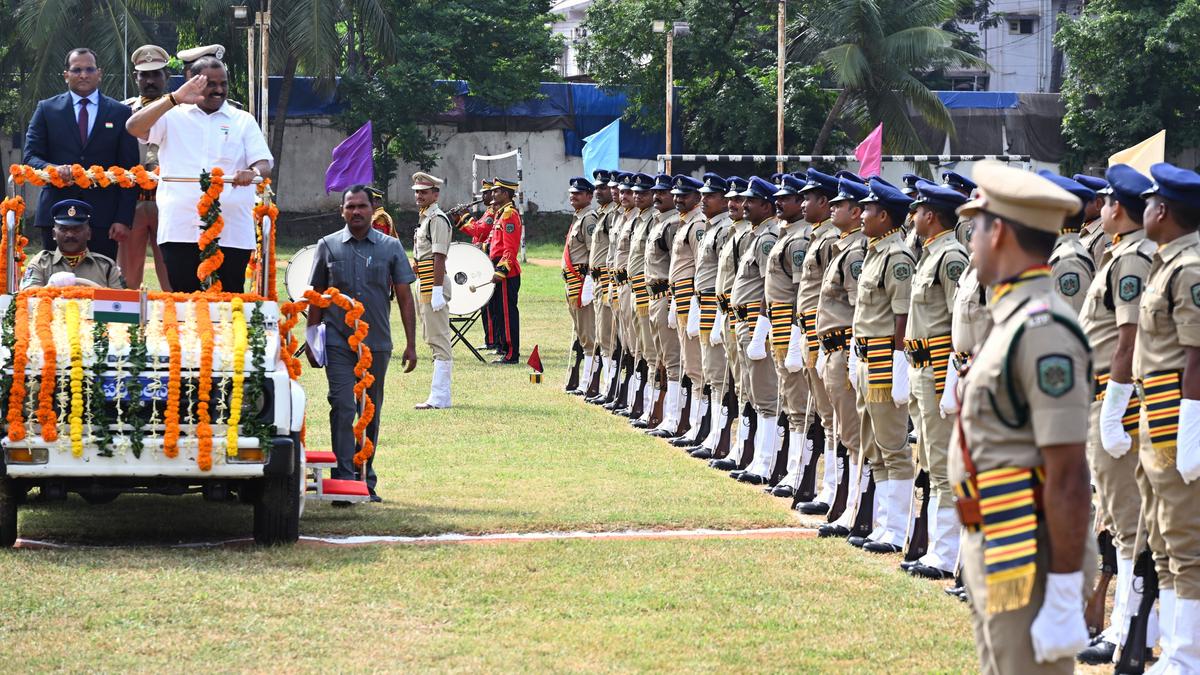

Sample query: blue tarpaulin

[936,91,1019,110]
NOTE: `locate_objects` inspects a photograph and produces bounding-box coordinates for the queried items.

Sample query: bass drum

[285,244,317,301]
[445,242,495,316]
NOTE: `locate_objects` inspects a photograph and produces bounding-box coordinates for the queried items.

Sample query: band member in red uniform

[488,177,523,364]
[458,180,498,349]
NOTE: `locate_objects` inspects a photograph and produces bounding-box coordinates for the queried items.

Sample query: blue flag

[582,119,620,180]
[325,121,374,193]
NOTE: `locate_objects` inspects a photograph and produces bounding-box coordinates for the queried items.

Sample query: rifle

[565,339,583,392]
[1085,530,1118,637]
[1115,548,1158,673]
[902,470,930,562]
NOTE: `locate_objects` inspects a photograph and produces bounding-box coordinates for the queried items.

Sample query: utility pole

[777,0,786,174]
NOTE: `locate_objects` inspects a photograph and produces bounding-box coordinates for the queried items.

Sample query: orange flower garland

[70,165,90,189]
[250,180,279,299]
[34,298,58,441]
[9,164,158,190]
[194,300,214,471]
[162,300,182,457]
[0,196,27,292]
[5,295,29,441]
[196,168,225,292]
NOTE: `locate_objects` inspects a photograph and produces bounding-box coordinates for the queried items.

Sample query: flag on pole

[325,121,375,193]
[582,119,620,180]
[855,123,884,178]
[91,289,143,324]
[527,345,543,373]
[1109,130,1166,174]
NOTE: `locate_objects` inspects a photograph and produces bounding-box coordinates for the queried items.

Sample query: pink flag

[855,123,883,178]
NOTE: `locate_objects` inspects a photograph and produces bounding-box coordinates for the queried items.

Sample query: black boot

[901,471,931,563]
[565,339,583,393]
[847,464,875,548]
[794,417,824,504]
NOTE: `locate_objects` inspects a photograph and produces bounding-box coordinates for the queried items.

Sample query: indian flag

[91,289,143,324]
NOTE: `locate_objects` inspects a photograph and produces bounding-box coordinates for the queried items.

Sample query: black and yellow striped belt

[734,302,762,320]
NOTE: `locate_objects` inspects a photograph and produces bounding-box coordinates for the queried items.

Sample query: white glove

[1030,571,1089,664]
[848,346,860,392]
[686,296,701,338]
[1177,398,1200,483]
[580,275,595,306]
[430,285,447,312]
[891,350,910,406]
[747,315,770,361]
[784,324,805,373]
[939,365,961,418]
[47,271,77,287]
[305,324,326,367]
[816,342,828,374]
[667,298,678,329]
[710,310,725,345]
[1099,380,1134,458]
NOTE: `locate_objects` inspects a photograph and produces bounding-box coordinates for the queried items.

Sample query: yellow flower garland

[65,301,85,457]
[225,297,247,456]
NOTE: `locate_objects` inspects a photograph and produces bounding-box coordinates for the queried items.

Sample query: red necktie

[78,98,89,146]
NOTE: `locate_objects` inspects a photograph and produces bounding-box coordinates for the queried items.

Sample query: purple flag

[324,121,374,193]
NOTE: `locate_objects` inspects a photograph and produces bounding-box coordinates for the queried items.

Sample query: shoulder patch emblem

[893,262,912,282]
[695,228,705,242]
[760,240,774,255]
[946,260,966,283]
[586,222,596,237]
[792,249,805,267]
[1192,283,1200,308]
[850,260,863,280]
[1036,354,1074,398]
[1119,275,1142,302]
[1058,272,1080,297]
[505,222,515,234]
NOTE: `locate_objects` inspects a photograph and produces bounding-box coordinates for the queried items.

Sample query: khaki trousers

[1088,399,1143,560]
[650,296,680,380]
[910,365,953,508]
[804,362,835,438]
[724,321,742,400]
[821,348,861,457]
[635,312,654,364]
[419,301,453,362]
[617,284,633,350]
[701,332,728,394]
[735,318,779,417]
[773,354,810,420]
[568,298,596,355]
[1140,430,1200,599]
[678,322,703,390]
[855,362,914,482]
[595,299,615,356]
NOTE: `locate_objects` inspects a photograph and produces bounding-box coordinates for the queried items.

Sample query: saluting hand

[172,74,209,105]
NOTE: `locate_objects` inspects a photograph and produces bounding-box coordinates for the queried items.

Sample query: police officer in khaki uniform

[1074,173,1111,266]
[595,173,634,405]
[1041,171,1097,315]
[688,174,734,459]
[606,173,639,410]
[811,178,869,533]
[660,174,707,443]
[1074,164,1156,664]
[640,174,683,433]
[410,172,454,410]
[562,176,598,393]
[951,161,1092,672]
[943,170,978,248]
[570,172,614,395]
[23,199,126,290]
[901,183,970,578]
[587,171,619,398]
[710,177,754,469]
[1132,163,1200,671]
[848,178,916,553]
[621,173,657,420]
[729,177,781,478]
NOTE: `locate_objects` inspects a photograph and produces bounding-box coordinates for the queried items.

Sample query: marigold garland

[0,196,27,292]
[250,180,279,299]
[9,164,157,191]
[225,297,247,457]
[34,298,58,441]
[195,300,215,471]
[162,300,182,457]
[5,296,29,441]
[197,168,225,292]
[65,301,84,457]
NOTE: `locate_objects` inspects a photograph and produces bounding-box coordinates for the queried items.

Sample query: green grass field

[0,239,982,672]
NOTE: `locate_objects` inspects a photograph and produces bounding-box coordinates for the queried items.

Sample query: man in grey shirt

[307,185,418,503]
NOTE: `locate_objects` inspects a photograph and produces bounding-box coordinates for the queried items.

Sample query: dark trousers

[326,343,389,493]
[160,243,252,293]
[482,302,495,347]
[496,275,520,361]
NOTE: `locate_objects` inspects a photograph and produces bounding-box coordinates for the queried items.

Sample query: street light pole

[665,27,673,175]
[777,0,786,174]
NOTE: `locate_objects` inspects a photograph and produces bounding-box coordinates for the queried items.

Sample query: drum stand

[449,310,487,363]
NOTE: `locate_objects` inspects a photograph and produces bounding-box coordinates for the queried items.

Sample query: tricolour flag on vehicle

[91,289,143,324]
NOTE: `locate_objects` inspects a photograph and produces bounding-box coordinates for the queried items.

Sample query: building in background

[550,0,592,80]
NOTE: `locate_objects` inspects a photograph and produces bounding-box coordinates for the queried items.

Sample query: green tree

[1056,0,1200,171]
[800,0,983,154]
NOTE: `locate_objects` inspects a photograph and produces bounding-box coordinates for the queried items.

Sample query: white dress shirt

[69,90,99,138]
[146,101,273,250]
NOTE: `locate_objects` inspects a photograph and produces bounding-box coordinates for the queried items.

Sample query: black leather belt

[615,269,629,283]
[820,329,850,352]
[648,280,670,295]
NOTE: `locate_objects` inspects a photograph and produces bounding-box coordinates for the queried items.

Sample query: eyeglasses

[67,67,98,75]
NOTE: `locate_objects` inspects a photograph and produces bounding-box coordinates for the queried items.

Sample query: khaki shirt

[563,205,597,271]
[1081,218,1111,266]
[796,220,838,313]
[611,207,634,272]
[1050,232,1094,314]
[696,212,732,291]
[951,259,993,355]
[716,219,751,297]
[608,207,633,271]
[852,230,914,338]
[730,218,779,307]
[955,215,973,249]
[413,203,452,260]
[668,208,705,284]
[905,229,968,340]
[1079,229,1155,367]
[817,228,866,334]
[123,95,161,169]
[20,249,125,290]
[627,208,654,278]
[1133,231,1200,379]
[588,203,616,271]
[764,219,810,305]
[949,273,1091,484]
[644,208,679,282]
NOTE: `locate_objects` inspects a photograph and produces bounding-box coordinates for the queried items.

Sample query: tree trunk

[811,89,848,155]
[269,51,299,187]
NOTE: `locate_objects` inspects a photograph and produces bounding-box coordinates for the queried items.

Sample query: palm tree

[798,0,983,154]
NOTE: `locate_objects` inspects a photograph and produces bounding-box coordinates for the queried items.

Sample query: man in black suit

[23,47,139,260]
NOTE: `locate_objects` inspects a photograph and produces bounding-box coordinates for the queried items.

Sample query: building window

[1008,18,1036,34]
